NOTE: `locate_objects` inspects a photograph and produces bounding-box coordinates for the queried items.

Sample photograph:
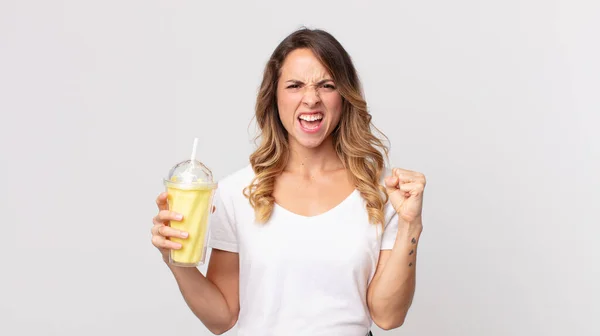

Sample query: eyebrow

[285,79,334,85]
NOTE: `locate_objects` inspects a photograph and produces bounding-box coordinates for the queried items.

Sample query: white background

[1,0,599,335]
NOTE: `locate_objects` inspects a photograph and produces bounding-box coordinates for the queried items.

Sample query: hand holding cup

[151,192,189,262]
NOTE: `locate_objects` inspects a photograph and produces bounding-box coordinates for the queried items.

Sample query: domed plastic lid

[164,159,217,190]
[163,138,217,190]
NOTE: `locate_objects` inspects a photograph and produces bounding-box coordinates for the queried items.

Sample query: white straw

[190,137,198,163]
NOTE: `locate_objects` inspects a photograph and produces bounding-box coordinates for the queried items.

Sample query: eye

[287,84,301,89]
[321,83,336,90]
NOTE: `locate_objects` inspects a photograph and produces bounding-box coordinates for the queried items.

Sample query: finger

[384,176,403,198]
[152,215,164,226]
[393,170,414,183]
[162,239,182,250]
[398,173,424,184]
[393,167,418,175]
[158,225,189,239]
[151,224,162,236]
[393,169,426,184]
[157,210,183,222]
[384,175,399,189]
[156,192,169,211]
[399,182,425,196]
[151,235,182,250]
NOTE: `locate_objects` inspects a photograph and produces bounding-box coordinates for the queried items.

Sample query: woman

[151,28,426,335]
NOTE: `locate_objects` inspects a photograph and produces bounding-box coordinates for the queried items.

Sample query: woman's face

[276,48,343,149]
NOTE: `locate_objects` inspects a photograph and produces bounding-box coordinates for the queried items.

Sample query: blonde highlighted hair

[243,28,390,225]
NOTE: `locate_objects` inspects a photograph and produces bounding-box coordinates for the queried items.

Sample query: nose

[302,86,321,107]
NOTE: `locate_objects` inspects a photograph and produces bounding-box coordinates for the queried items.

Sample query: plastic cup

[163,158,217,267]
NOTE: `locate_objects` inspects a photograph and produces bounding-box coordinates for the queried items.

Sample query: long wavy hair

[243,28,390,225]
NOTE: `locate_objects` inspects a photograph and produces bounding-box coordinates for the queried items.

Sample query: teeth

[299,114,323,122]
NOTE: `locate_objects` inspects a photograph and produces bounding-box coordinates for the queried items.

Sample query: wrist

[397,216,423,235]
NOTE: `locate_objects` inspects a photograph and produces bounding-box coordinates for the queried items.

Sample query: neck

[285,136,343,176]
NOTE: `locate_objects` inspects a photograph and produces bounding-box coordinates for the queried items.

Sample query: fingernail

[175,214,183,220]
[180,232,188,238]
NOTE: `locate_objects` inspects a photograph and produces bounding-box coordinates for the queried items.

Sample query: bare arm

[367,217,423,330]
[152,192,240,335]
[166,249,240,335]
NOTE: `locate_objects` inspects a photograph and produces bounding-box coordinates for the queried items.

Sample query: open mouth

[298,112,323,133]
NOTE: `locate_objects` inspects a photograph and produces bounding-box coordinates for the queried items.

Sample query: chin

[297,137,325,149]
[288,130,328,149]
